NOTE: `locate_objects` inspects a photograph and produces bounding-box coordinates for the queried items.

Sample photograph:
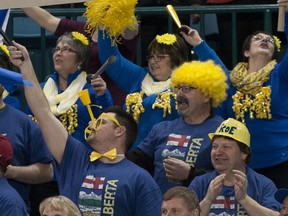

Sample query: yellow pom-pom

[84,0,138,44]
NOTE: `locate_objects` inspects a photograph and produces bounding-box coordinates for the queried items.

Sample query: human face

[162,197,197,216]
[53,41,79,76]
[211,137,247,174]
[86,113,121,146]
[280,196,288,216]
[41,204,67,216]
[174,84,209,119]
[147,53,173,81]
[245,33,275,59]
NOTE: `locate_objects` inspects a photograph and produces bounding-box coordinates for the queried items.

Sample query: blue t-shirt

[189,168,281,215]
[0,177,27,216]
[55,136,162,216]
[139,115,222,193]
[0,105,53,209]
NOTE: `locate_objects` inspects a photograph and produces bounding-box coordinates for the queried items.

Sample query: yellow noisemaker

[166,5,181,28]
[166,5,189,34]
[78,89,95,120]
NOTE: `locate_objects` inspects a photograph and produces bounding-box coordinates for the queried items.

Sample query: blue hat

[275,188,288,203]
[0,67,32,94]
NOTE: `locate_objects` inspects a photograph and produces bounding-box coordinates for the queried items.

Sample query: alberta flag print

[167,133,190,147]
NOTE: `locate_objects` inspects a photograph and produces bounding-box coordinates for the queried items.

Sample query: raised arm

[22,7,60,33]
[8,41,67,164]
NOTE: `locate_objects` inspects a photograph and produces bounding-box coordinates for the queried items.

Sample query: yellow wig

[171,60,228,107]
[84,0,138,43]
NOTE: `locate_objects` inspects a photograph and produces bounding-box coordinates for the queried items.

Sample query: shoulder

[246,167,276,185]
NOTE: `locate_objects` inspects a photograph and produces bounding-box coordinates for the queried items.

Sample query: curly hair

[171,60,228,107]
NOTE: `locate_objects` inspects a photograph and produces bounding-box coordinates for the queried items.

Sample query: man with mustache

[127,60,228,194]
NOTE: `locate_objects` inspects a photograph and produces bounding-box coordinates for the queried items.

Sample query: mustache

[176,95,188,104]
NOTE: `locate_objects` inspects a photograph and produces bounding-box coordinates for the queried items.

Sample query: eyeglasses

[173,85,195,93]
[252,35,275,44]
[52,46,77,55]
[146,54,170,62]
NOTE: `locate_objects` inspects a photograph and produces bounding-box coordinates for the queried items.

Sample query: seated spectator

[8,40,163,215]
[98,28,190,150]
[189,118,281,216]
[22,5,139,106]
[127,60,228,193]
[25,31,112,147]
[39,195,81,216]
[0,134,28,215]
[162,186,200,216]
[0,81,53,213]
[179,0,288,188]
[275,188,288,216]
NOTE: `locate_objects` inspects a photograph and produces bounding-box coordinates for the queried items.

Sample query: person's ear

[115,126,126,137]
[244,50,250,58]
[192,208,200,216]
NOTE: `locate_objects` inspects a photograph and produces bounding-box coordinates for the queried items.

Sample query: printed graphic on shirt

[209,196,247,216]
[78,175,118,216]
[162,133,203,167]
[166,133,191,147]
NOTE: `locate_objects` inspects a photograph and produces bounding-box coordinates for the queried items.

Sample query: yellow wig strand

[84,0,138,44]
[171,60,228,107]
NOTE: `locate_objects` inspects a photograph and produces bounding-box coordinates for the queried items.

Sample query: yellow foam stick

[78,89,95,120]
[277,6,285,32]
[166,5,181,28]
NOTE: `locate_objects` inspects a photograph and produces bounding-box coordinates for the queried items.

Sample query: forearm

[199,197,213,216]
[238,196,279,216]
[12,43,67,164]
[5,163,53,184]
[22,7,60,33]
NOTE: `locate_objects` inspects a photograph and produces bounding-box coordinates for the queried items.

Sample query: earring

[77,65,81,70]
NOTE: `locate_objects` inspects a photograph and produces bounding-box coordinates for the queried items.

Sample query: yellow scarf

[230,60,276,122]
[43,71,87,116]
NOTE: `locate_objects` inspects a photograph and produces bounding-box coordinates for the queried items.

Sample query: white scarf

[43,71,87,116]
[141,74,171,96]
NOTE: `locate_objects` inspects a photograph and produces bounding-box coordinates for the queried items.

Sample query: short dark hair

[162,186,200,213]
[105,106,138,150]
[148,34,189,69]
[242,31,278,62]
